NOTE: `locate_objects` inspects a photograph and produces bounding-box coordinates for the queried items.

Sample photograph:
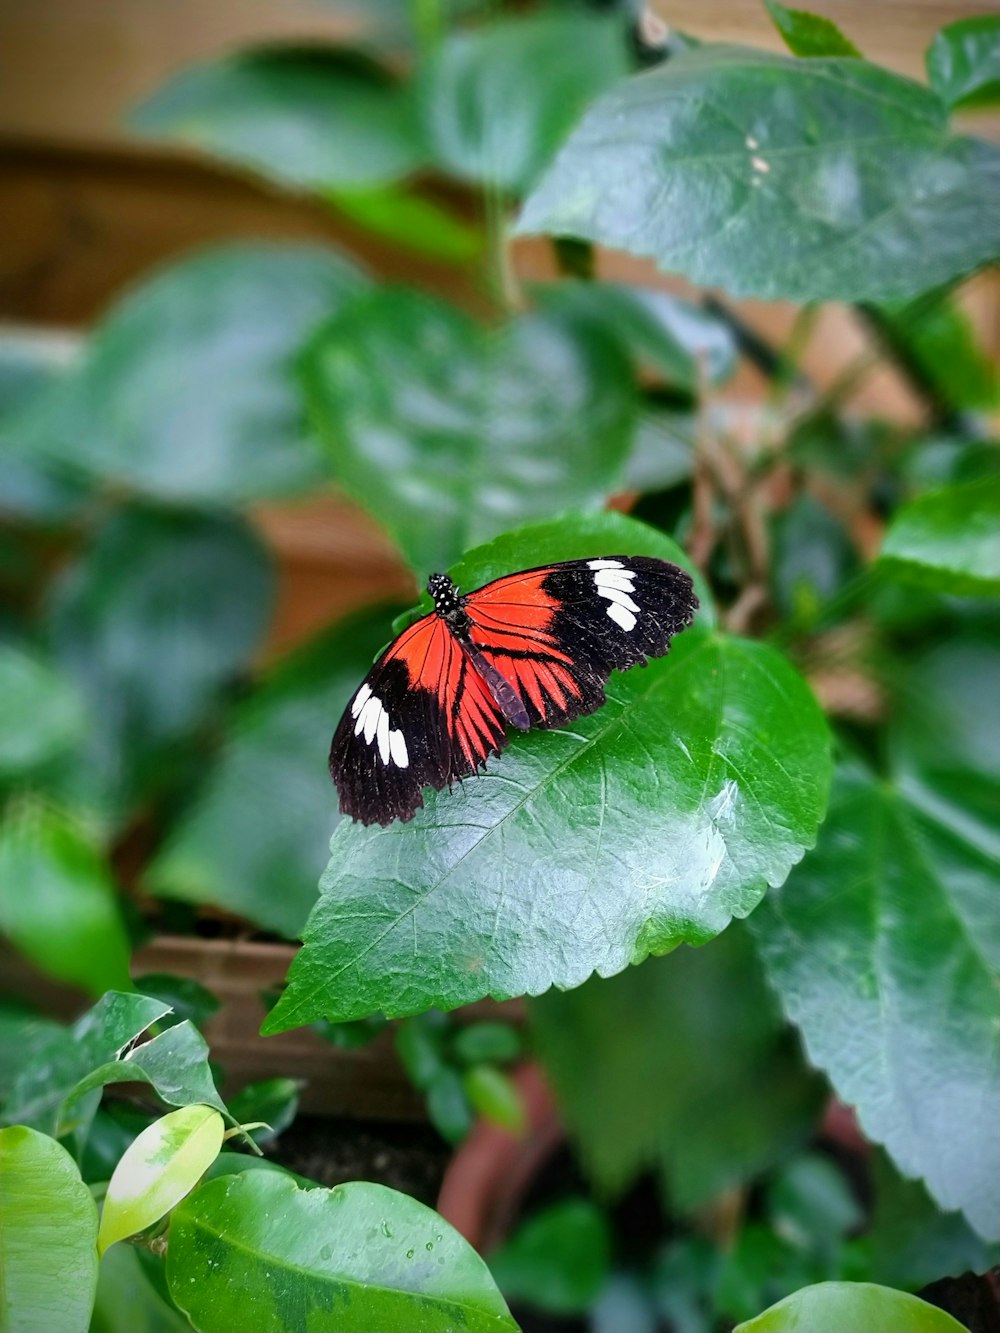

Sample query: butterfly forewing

[329,555,698,826]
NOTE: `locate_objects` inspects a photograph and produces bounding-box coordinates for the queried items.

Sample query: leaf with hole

[263,511,829,1031]
[517,46,1000,303]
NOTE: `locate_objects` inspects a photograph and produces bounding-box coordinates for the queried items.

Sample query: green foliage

[734,1281,969,1332]
[530,924,825,1210]
[0,643,84,778]
[518,47,1000,302]
[302,289,638,574]
[763,1,861,58]
[489,1198,611,1315]
[166,1172,518,1332]
[145,607,398,938]
[34,243,366,503]
[0,1126,99,1333]
[880,476,1000,594]
[0,802,131,995]
[132,48,423,190]
[926,16,1000,110]
[265,513,829,1031]
[228,1078,301,1147]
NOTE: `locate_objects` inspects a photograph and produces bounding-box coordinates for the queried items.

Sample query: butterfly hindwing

[329,612,507,826]
[463,556,698,728]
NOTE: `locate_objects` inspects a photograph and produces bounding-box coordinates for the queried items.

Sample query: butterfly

[330,555,699,826]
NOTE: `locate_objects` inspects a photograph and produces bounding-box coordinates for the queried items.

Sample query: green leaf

[145,608,396,939]
[426,1067,474,1145]
[91,1244,191,1333]
[765,1154,862,1255]
[763,1,860,58]
[623,409,696,494]
[45,508,273,823]
[771,494,858,624]
[490,1198,611,1316]
[227,1079,301,1147]
[462,1065,525,1135]
[451,1022,522,1066]
[0,803,132,996]
[264,512,828,1031]
[0,643,84,778]
[926,17,1000,111]
[0,1125,99,1333]
[517,46,1000,303]
[131,974,221,1032]
[870,294,1000,414]
[132,47,423,190]
[302,289,637,575]
[866,1148,1000,1292]
[530,924,825,1209]
[417,13,628,193]
[880,476,1000,595]
[2,991,230,1151]
[533,281,737,392]
[166,1172,518,1332]
[733,1280,969,1332]
[36,243,366,504]
[750,760,1000,1238]
[0,1003,63,1101]
[395,1012,449,1091]
[99,1105,225,1255]
[324,186,483,262]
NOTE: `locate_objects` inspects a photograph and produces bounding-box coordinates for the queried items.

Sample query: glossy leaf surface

[99,1105,225,1255]
[734,1280,968,1332]
[531,924,824,1209]
[926,16,1000,110]
[46,508,273,822]
[0,1125,99,1333]
[880,476,1000,594]
[133,48,423,189]
[167,1172,517,1332]
[517,47,1000,303]
[0,803,131,996]
[146,609,396,938]
[38,243,365,503]
[418,13,628,192]
[265,513,829,1030]
[303,290,637,575]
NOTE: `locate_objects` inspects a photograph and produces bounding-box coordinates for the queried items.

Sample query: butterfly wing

[329,611,507,826]
[463,556,698,728]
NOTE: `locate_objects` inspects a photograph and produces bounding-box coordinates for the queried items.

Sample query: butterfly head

[427,572,467,626]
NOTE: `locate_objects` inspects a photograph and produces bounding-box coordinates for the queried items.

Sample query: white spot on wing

[376,708,391,764]
[588,558,623,569]
[607,601,637,632]
[595,569,636,593]
[600,586,640,613]
[350,682,372,719]
[389,729,408,768]
[362,696,380,744]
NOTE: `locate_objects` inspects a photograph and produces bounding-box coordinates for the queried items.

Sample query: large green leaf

[35,243,365,503]
[417,13,628,193]
[264,512,829,1031]
[45,507,273,822]
[166,1172,517,1332]
[880,476,1000,595]
[0,1125,99,1333]
[750,762,1000,1238]
[91,1245,191,1333]
[734,1281,968,1333]
[517,46,1000,303]
[132,48,423,190]
[0,803,131,996]
[763,1,860,58]
[926,16,1000,111]
[530,924,825,1210]
[1,992,229,1151]
[0,643,84,778]
[302,290,637,575]
[145,608,396,938]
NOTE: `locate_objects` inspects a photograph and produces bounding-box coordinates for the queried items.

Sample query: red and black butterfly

[330,556,698,826]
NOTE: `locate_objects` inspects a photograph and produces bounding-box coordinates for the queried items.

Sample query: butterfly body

[331,556,698,826]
